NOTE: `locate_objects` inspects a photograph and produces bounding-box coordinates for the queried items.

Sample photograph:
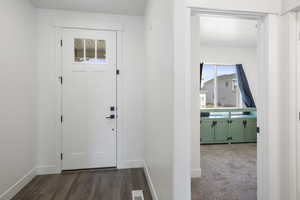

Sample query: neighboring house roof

[203,73,236,86]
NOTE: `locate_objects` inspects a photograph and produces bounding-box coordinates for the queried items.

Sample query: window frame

[201,64,243,108]
[74,38,107,64]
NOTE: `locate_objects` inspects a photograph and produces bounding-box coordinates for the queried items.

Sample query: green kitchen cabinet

[214,119,229,143]
[229,119,245,143]
[200,108,257,144]
[244,119,257,142]
[200,120,214,144]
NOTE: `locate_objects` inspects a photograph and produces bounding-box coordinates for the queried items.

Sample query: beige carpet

[192,143,257,200]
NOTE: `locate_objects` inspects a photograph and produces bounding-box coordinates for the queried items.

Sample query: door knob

[106,114,115,119]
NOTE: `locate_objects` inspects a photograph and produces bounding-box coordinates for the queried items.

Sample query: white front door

[62,29,117,170]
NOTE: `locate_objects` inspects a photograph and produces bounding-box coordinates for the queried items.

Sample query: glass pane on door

[96,40,106,63]
[86,39,95,62]
[74,39,84,62]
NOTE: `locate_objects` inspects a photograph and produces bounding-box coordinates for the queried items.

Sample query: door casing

[190,9,282,200]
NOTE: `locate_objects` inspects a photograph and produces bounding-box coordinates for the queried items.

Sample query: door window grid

[201,64,243,108]
[74,38,107,64]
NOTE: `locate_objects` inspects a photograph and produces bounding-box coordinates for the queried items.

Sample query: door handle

[106,114,115,119]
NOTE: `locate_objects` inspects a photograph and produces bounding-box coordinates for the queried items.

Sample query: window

[74,39,107,64]
[74,39,84,62]
[201,64,243,108]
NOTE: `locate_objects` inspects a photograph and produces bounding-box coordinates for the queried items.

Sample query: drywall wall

[36,9,145,173]
[282,0,300,13]
[144,0,174,199]
[190,16,201,177]
[187,0,281,14]
[0,0,36,198]
[173,0,192,199]
[199,45,258,102]
[31,0,147,16]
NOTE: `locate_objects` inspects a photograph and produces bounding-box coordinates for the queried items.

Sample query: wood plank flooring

[12,168,152,200]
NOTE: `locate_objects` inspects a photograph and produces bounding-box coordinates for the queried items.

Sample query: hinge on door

[61,153,63,160]
[257,127,260,134]
[60,115,63,123]
[116,69,120,75]
[60,40,63,47]
[59,76,63,84]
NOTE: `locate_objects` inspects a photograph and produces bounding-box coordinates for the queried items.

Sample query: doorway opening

[191,13,260,200]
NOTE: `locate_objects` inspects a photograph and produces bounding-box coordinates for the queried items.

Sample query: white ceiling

[31,0,147,16]
[199,16,258,48]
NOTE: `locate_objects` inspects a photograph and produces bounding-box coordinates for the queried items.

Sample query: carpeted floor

[192,143,257,200]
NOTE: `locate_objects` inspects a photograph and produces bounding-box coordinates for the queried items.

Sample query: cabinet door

[244,119,257,142]
[230,119,244,143]
[200,120,214,144]
[214,120,229,143]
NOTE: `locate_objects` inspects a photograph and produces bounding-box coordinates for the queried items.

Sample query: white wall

[0,0,36,197]
[187,0,281,14]
[173,0,192,199]
[36,9,145,173]
[190,16,201,177]
[144,0,174,199]
[199,45,258,102]
[282,0,300,13]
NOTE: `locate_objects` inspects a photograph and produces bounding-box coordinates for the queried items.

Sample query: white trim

[287,12,298,200]
[54,23,123,172]
[295,11,300,200]
[190,7,268,19]
[54,25,123,32]
[56,28,63,174]
[116,31,124,169]
[118,160,145,169]
[143,162,159,200]
[51,10,123,32]
[36,165,60,175]
[191,168,202,178]
[264,15,281,200]
[0,168,36,200]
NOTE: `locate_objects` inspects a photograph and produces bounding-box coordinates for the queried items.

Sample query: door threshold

[62,167,117,174]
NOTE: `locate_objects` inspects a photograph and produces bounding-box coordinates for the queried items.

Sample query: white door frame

[290,11,300,200]
[54,25,124,172]
[296,12,300,200]
[188,8,281,200]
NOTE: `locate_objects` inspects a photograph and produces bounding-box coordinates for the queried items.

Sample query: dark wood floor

[12,168,152,200]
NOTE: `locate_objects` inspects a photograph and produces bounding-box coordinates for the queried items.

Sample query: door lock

[106,114,115,119]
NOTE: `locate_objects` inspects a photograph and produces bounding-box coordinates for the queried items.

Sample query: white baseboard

[118,160,145,169]
[36,165,60,175]
[0,168,36,200]
[191,168,202,178]
[143,161,159,200]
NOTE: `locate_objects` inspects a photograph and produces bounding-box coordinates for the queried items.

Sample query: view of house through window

[200,64,243,108]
